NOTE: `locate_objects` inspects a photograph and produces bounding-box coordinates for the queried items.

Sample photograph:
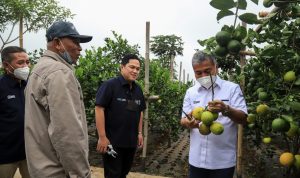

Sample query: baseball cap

[46,21,92,43]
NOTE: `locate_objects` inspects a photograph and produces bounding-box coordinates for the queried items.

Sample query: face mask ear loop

[210,74,215,101]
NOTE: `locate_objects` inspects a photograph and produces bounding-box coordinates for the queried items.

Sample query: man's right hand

[180,117,200,129]
[96,136,110,154]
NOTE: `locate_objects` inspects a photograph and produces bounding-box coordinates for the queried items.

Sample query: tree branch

[239,50,256,56]
[5,22,17,44]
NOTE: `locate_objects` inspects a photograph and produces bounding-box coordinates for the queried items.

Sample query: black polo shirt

[0,74,26,164]
[95,76,146,147]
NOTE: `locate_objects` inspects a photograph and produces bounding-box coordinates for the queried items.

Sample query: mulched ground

[88,127,189,178]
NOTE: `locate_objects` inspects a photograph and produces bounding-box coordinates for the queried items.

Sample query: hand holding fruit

[181,114,200,129]
[208,99,227,113]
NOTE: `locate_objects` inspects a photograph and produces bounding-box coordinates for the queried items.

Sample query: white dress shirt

[182,76,247,169]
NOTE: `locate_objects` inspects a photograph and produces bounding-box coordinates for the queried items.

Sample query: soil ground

[88,128,189,178]
[15,126,300,178]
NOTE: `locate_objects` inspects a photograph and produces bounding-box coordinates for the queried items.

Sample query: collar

[42,50,74,70]
[3,74,26,88]
[117,75,136,88]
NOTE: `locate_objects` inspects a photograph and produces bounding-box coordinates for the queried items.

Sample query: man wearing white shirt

[180,51,247,178]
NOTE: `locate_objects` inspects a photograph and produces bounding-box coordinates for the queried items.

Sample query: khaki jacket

[25,50,91,178]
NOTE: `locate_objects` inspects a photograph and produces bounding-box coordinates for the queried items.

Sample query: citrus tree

[76,31,189,143]
[75,32,140,125]
[140,60,191,146]
[199,0,300,177]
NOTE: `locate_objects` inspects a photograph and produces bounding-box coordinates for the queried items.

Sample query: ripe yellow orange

[256,104,269,115]
[210,122,224,135]
[279,152,294,167]
[192,107,204,121]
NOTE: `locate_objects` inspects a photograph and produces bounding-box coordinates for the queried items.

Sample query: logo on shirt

[7,95,16,99]
[117,98,126,102]
[193,100,200,104]
[135,100,141,105]
[116,98,141,105]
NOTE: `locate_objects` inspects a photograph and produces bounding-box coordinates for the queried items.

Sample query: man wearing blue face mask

[180,51,248,178]
[24,21,93,178]
[0,46,31,178]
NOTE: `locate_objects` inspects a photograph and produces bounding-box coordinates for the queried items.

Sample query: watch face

[222,105,230,116]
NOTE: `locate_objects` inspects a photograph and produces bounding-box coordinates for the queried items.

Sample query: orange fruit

[283,71,296,82]
[256,104,269,115]
[262,137,271,144]
[198,123,211,135]
[279,152,294,167]
[247,113,256,123]
[272,118,289,132]
[192,107,204,121]
[201,111,214,125]
[210,122,224,135]
[294,155,300,170]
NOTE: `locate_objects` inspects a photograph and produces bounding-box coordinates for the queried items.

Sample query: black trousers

[189,164,235,178]
[103,147,136,178]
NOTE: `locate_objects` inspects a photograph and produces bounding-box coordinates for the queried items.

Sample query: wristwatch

[222,104,231,116]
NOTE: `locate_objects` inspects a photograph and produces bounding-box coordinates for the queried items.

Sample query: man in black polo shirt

[0,46,30,178]
[95,54,146,178]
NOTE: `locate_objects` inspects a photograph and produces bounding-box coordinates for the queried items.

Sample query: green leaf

[237,0,247,10]
[217,10,234,21]
[210,0,235,10]
[250,0,259,5]
[239,13,262,24]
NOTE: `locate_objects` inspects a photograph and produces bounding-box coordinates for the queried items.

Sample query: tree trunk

[19,15,23,48]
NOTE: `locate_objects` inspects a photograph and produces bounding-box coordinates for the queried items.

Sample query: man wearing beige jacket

[24,21,92,178]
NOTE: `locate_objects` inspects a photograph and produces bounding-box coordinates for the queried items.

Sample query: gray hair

[191,50,217,66]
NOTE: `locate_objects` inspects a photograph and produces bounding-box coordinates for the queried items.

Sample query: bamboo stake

[183,69,186,84]
[142,22,150,164]
[179,61,182,85]
[236,22,247,178]
[170,55,174,80]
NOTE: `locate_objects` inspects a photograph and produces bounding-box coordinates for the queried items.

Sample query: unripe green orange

[283,71,296,82]
[201,111,214,125]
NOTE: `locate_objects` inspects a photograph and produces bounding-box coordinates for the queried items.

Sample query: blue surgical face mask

[58,39,73,64]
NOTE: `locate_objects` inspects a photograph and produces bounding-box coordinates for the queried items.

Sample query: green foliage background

[75,32,190,141]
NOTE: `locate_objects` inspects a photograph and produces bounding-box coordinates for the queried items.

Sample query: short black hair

[121,54,140,65]
[1,46,26,63]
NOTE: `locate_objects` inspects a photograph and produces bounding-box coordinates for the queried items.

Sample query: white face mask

[197,75,217,89]
[13,66,30,81]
